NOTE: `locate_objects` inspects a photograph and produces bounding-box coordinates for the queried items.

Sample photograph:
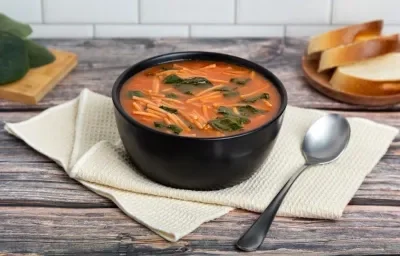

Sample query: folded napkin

[5,89,398,242]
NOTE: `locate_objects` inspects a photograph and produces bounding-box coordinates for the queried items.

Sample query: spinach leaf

[25,40,55,68]
[223,91,239,98]
[208,117,243,132]
[217,106,250,124]
[0,31,29,85]
[213,86,239,98]
[153,122,183,134]
[160,105,178,114]
[168,124,183,134]
[165,93,178,99]
[230,78,251,85]
[0,13,32,38]
[127,90,144,98]
[242,93,270,103]
[163,74,183,84]
[163,74,212,95]
[237,105,265,116]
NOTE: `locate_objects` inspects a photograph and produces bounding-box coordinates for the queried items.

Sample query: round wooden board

[301,56,400,107]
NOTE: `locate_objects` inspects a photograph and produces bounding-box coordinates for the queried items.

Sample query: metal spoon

[236,113,351,252]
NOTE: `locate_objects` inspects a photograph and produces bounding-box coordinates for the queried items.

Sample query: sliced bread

[318,34,399,72]
[330,52,400,95]
[307,20,383,56]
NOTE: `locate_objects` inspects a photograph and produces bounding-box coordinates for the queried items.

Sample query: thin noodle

[152,77,160,93]
[200,95,223,103]
[164,117,172,125]
[187,91,220,103]
[193,119,204,129]
[241,87,265,98]
[200,64,216,69]
[202,105,209,120]
[162,97,184,104]
[180,111,195,123]
[147,109,166,118]
[209,78,229,84]
[161,88,174,92]
[132,102,142,111]
[262,99,273,107]
[132,96,156,105]
[195,84,225,97]
[233,107,240,115]
[174,115,190,131]
[147,104,168,114]
[132,111,162,119]
[160,101,186,110]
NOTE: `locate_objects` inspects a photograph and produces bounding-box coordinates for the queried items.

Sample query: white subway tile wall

[0,0,398,38]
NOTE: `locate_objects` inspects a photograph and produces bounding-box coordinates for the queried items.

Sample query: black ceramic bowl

[112,51,287,190]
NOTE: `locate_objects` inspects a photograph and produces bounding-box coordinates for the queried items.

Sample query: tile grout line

[330,0,334,24]
[234,0,238,24]
[40,0,45,23]
[188,25,192,38]
[138,0,141,24]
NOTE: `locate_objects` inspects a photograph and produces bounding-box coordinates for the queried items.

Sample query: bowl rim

[112,51,288,141]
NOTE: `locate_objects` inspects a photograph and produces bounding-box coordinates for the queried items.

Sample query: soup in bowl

[112,52,287,190]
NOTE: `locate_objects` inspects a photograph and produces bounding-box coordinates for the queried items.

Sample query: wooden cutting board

[0,49,78,104]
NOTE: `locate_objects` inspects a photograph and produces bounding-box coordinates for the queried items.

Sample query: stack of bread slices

[306,20,400,96]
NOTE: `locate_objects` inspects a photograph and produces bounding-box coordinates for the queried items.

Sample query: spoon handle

[236,164,310,252]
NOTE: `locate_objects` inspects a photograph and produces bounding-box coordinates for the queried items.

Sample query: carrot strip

[195,84,225,97]
[147,109,167,118]
[202,105,209,120]
[132,111,162,119]
[132,96,156,106]
[241,87,265,98]
[152,77,160,94]
[162,97,184,104]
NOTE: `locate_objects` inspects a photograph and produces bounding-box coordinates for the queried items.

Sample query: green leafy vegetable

[160,105,178,114]
[230,78,251,85]
[0,31,29,85]
[153,122,183,134]
[213,86,239,98]
[209,106,250,132]
[163,74,183,84]
[25,40,55,68]
[163,74,213,95]
[242,93,270,103]
[168,124,183,134]
[208,117,244,132]
[127,90,145,98]
[237,105,265,117]
[165,93,178,99]
[0,13,32,38]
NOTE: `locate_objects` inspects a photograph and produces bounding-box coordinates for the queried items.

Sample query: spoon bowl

[236,113,351,252]
[302,114,351,165]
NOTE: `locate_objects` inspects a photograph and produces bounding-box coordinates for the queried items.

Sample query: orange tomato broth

[120,60,281,137]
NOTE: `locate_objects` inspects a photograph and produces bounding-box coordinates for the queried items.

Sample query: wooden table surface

[0,38,399,256]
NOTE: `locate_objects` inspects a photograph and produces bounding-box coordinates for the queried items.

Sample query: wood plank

[0,206,398,255]
[0,160,398,208]
[0,38,398,111]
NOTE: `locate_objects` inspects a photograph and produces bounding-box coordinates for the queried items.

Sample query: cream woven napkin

[5,89,398,242]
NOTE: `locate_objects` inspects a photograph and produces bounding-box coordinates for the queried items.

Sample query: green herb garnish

[242,93,270,103]
[163,74,213,95]
[208,106,250,132]
[230,78,251,85]
[127,90,145,98]
[237,105,265,116]
[153,122,183,134]
[160,105,178,114]
[213,86,239,98]
[165,93,178,99]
